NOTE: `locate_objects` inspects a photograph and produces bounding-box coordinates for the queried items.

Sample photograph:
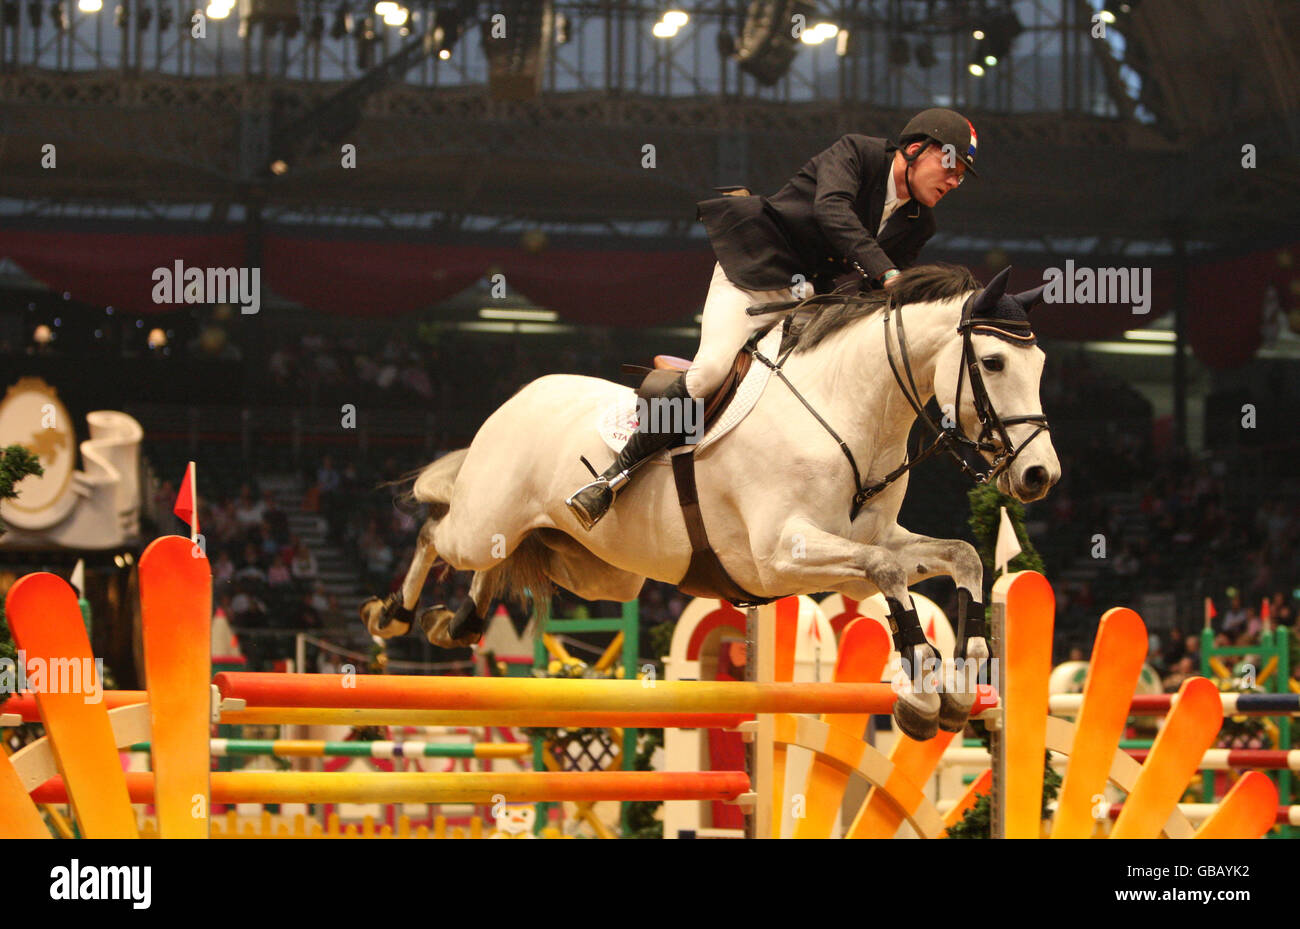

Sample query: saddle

[624,323,789,609]
[637,351,753,431]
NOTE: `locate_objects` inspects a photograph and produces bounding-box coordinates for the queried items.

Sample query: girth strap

[670,449,779,608]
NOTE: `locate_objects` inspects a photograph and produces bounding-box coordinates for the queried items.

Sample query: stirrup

[565,477,613,531]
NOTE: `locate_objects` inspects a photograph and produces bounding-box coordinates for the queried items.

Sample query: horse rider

[566,108,980,531]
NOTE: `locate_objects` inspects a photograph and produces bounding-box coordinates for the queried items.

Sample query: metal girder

[2,71,1297,251]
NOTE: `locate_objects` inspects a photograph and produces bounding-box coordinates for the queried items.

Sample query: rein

[749,291,1052,522]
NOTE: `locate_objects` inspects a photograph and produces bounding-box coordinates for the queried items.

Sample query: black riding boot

[566,374,694,531]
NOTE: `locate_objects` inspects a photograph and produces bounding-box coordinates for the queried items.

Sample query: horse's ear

[970,266,1012,317]
[1014,284,1047,312]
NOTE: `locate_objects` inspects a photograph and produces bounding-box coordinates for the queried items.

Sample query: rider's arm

[811,135,895,282]
[884,212,937,274]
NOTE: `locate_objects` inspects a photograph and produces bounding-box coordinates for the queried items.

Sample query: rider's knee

[685,358,730,399]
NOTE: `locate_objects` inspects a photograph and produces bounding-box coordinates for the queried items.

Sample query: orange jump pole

[31,770,751,804]
[3,694,753,730]
[215,672,896,715]
[221,708,755,728]
[0,691,148,722]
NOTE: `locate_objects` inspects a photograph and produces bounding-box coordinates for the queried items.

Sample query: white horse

[363,265,1060,740]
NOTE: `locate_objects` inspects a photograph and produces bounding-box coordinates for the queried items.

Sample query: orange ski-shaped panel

[1193,771,1279,839]
[0,750,50,838]
[140,536,213,838]
[1050,607,1148,838]
[793,617,888,838]
[1111,677,1223,839]
[5,573,138,838]
[997,571,1055,838]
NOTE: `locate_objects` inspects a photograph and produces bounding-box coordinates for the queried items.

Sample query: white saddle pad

[597,324,782,461]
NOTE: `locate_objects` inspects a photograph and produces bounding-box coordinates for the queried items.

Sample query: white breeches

[686,262,805,399]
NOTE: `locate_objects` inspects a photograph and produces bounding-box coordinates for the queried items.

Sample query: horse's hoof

[937,690,976,733]
[419,606,483,648]
[893,690,940,741]
[361,595,411,639]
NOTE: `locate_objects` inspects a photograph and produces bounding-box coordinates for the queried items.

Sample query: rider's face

[907,144,966,208]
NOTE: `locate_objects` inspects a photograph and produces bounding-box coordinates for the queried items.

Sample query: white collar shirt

[878,168,909,236]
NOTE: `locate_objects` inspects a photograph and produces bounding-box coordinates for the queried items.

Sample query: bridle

[880,290,1052,500]
[749,287,1052,522]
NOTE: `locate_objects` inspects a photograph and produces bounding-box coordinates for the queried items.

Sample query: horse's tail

[388,446,553,622]
[480,532,555,626]
[381,448,470,512]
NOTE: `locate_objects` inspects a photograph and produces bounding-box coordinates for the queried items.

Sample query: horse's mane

[792,263,979,353]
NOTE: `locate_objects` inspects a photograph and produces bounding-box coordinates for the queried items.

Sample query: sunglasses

[927,146,967,185]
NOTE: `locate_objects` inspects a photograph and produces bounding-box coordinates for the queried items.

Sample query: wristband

[881,269,900,283]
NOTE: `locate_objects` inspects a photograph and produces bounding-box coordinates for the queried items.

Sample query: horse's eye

[981,356,1004,373]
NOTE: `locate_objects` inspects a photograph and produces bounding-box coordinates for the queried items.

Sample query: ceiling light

[479,307,558,322]
[1123,329,1176,342]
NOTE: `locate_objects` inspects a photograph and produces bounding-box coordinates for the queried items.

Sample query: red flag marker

[173,461,199,540]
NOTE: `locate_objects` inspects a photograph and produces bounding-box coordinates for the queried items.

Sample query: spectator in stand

[1270,591,1295,627]
[209,494,238,541]
[307,580,334,620]
[318,650,341,675]
[1162,656,1197,692]
[291,591,323,630]
[640,584,669,625]
[259,519,281,560]
[228,579,269,670]
[262,489,288,547]
[317,455,342,542]
[1221,591,1249,639]
[212,549,235,590]
[267,553,293,589]
[289,539,318,586]
[401,352,434,400]
[1238,606,1262,645]
[317,455,341,496]
[1183,634,1201,668]
[365,538,394,594]
[229,579,267,625]
[340,461,360,498]
[233,484,265,531]
[234,542,267,586]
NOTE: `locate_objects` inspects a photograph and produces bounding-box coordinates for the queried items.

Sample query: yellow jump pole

[215,671,895,715]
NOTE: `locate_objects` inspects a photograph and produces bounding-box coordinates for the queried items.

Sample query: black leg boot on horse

[937,587,989,732]
[885,597,943,741]
[566,372,694,531]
